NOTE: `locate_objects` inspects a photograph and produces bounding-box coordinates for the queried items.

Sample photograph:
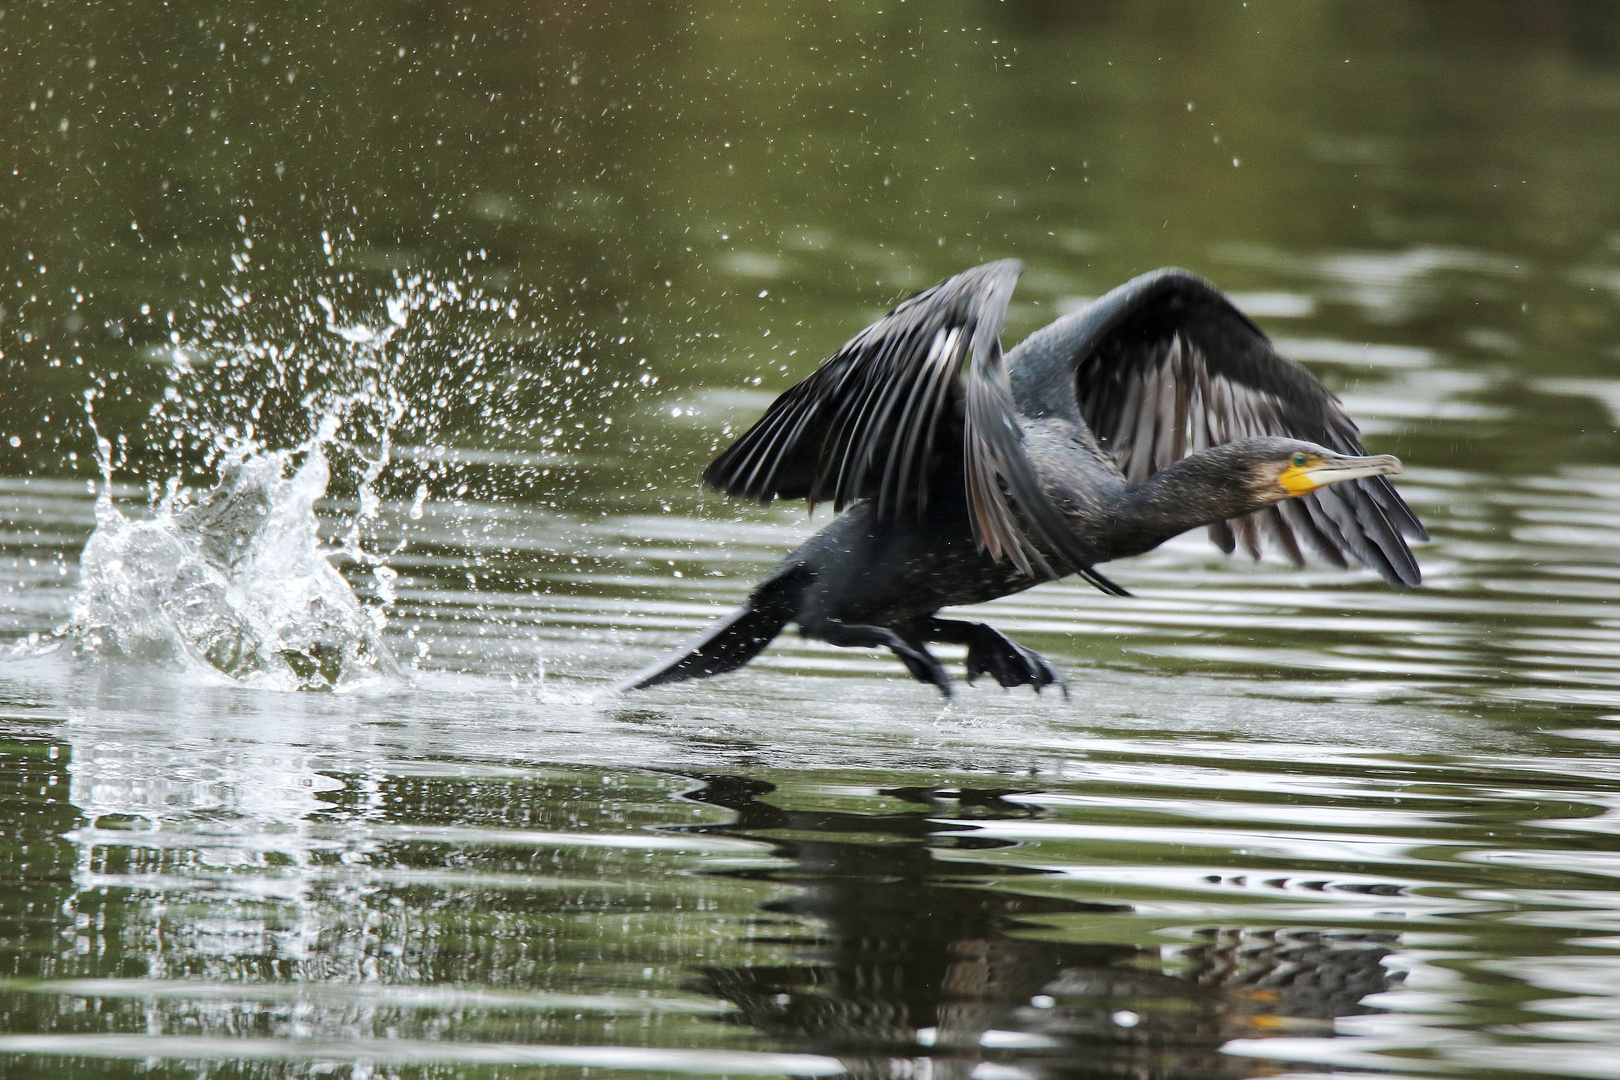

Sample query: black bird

[622,261,1425,696]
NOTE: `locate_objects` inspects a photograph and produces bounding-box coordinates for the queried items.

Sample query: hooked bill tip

[1367,453,1402,476]
[1320,452,1401,476]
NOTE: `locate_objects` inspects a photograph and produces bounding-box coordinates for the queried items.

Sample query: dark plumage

[621,262,1426,696]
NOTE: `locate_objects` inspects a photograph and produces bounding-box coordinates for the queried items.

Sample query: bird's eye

[1290,452,1309,468]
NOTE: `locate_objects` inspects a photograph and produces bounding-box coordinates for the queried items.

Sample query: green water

[5,2,1620,1077]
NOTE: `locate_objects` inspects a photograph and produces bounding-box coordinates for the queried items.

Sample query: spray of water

[59,223,626,688]
[70,411,397,691]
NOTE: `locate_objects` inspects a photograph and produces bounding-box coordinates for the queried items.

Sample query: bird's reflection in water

[684,775,1399,1078]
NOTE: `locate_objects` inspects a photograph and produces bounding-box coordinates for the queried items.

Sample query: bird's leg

[922,618,1066,696]
[802,619,953,697]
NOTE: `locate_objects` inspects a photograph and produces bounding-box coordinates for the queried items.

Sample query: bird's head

[1232,437,1403,503]
[1122,436,1409,552]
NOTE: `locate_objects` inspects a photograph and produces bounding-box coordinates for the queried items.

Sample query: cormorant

[621,261,1425,696]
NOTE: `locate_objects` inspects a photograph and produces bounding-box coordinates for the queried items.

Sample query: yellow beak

[1279,454,1403,497]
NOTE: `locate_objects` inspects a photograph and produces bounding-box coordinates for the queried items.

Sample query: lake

[3,2,1620,1077]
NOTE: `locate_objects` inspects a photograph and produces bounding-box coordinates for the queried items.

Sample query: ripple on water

[4,336,1620,1077]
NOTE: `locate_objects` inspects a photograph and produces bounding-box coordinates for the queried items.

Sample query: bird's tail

[616,570,805,691]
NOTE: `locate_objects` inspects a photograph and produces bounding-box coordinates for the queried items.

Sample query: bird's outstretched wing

[1008,268,1426,585]
[704,260,1126,593]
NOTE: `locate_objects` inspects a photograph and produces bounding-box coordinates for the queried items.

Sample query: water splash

[60,240,446,690]
[57,224,635,686]
[136,227,607,513]
[68,406,399,692]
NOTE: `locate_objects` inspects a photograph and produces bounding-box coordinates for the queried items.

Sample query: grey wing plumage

[1009,269,1426,586]
[704,260,1126,594]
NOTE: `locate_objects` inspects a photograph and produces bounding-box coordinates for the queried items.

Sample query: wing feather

[706,260,1129,595]
[963,335,1126,593]
[1261,504,1306,568]
[1006,268,1426,586]
[705,265,1018,517]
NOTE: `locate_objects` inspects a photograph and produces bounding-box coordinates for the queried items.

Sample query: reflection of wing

[705,261,1125,592]
[1010,269,1426,585]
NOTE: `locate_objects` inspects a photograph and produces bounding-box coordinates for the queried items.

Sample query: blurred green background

[4,0,1620,497]
[6,6,1620,1079]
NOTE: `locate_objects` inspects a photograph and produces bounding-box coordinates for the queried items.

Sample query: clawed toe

[811,618,1063,698]
[806,620,955,696]
[897,646,953,697]
[965,636,1065,695]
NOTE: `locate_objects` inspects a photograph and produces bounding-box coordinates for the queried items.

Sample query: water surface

[4,3,1620,1077]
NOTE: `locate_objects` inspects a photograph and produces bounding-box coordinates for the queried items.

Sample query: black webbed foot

[805,620,953,697]
[967,635,1066,696]
[924,618,1067,697]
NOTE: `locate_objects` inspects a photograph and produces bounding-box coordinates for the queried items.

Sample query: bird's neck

[1104,447,1272,556]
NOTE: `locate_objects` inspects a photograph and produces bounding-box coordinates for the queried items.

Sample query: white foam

[68,431,398,691]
